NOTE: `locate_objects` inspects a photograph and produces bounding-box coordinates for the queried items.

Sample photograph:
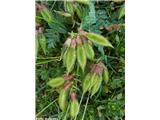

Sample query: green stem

[81,93,90,120]
[36,99,57,117]
[74,92,85,120]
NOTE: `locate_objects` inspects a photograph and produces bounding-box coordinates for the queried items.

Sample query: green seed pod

[89,73,98,90]
[100,63,109,84]
[82,73,92,93]
[91,75,103,97]
[47,77,65,88]
[66,47,76,73]
[84,42,94,60]
[40,6,53,23]
[39,34,46,55]
[35,34,39,57]
[103,68,109,84]
[86,33,113,48]
[58,89,67,111]
[77,44,86,72]
[62,47,69,66]
[70,100,79,118]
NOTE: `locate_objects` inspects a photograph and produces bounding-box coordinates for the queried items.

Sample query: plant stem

[36,99,57,117]
[82,93,90,120]
[74,92,85,120]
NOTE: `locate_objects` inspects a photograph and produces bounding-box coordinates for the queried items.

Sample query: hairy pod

[70,99,79,118]
[66,47,76,74]
[103,67,109,84]
[84,42,94,60]
[89,73,98,90]
[47,77,65,88]
[39,5,53,23]
[85,33,113,48]
[77,44,86,72]
[62,46,69,66]
[100,63,109,84]
[82,73,92,93]
[58,89,68,111]
[35,33,39,57]
[91,75,103,97]
[39,34,46,55]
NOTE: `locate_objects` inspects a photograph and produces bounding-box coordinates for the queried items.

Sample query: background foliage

[36,1,125,120]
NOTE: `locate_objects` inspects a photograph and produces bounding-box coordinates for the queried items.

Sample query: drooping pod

[58,89,68,111]
[62,38,72,66]
[47,77,65,88]
[85,33,113,48]
[35,31,39,57]
[100,63,109,84]
[77,44,86,72]
[39,33,46,55]
[91,75,103,97]
[70,92,79,118]
[103,67,109,84]
[83,41,94,60]
[82,73,92,94]
[76,35,86,72]
[89,73,97,90]
[66,39,76,73]
[62,47,69,66]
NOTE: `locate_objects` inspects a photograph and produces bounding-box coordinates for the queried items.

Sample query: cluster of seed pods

[47,29,112,118]
[63,30,95,74]
[47,74,79,118]
[63,29,113,74]
[82,62,109,97]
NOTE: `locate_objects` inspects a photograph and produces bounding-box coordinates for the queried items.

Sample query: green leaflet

[66,47,76,73]
[58,89,67,111]
[39,34,46,55]
[82,73,92,94]
[86,33,113,48]
[70,100,79,118]
[47,77,65,88]
[118,5,125,19]
[91,75,102,97]
[103,68,109,84]
[77,44,87,72]
[40,7,53,23]
[84,42,94,60]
